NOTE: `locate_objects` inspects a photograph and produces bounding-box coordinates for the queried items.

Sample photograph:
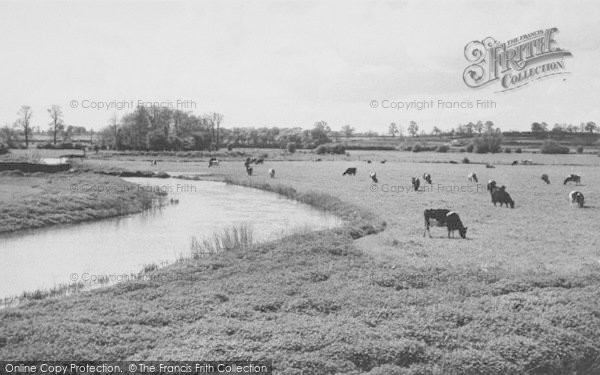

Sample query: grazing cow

[343,167,357,176]
[208,158,220,168]
[486,163,495,169]
[170,198,179,204]
[255,158,264,164]
[269,168,275,178]
[151,160,157,166]
[423,173,432,184]
[369,172,378,183]
[250,158,258,164]
[569,191,584,208]
[423,209,468,239]
[366,160,372,164]
[491,186,515,208]
[314,158,322,162]
[511,160,518,165]
[412,177,420,191]
[486,179,497,192]
[564,174,581,185]
[541,174,550,184]
[380,160,387,164]
[468,173,478,183]
[246,166,253,176]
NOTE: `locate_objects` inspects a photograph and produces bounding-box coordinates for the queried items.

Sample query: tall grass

[190,224,253,258]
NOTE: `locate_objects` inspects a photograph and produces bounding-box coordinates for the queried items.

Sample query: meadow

[1,149,599,374]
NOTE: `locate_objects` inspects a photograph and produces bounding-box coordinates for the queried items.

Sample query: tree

[584,121,597,133]
[465,122,474,135]
[531,122,548,133]
[475,121,483,134]
[407,121,419,137]
[484,120,494,133]
[109,113,120,150]
[341,124,355,137]
[209,112,224,150]
[47,105,64,145]
[388,122,399,137]
[311,121,331,145]
[17,105,33,147]
[432,126,441,137]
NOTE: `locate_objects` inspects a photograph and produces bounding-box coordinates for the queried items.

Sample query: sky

[0,0,598,133]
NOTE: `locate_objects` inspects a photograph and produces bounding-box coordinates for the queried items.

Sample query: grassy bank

[0,170,162,234]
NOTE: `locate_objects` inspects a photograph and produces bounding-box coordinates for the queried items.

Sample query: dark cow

[343,167,357,176]
[569,191,584,208]
[411,177,420,191]
[366,160,372,164]
[246,166,253,176]
[255,158,264,164]
[486,179,497,192]
[208,157,219,167]
[423,209,468,239]
[491,186,515,208]
[564,174,581,185]
[244,157,252,168]
[423,173,432,184]
[541,174,550,184]
[380,160,387,164]
[269,168,275,178]
[369,172,378,183]
[486,163,495,169]
[511,160,518,165]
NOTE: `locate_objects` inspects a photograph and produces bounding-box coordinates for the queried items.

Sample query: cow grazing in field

[486,163,495,169]
[487,179,497,192]
[169,198,179,204]
[269,168,275,178]
[366,160,372,164]
[314,158,322,162]
[246,166,253,176]
[423,209,468,239]
[208,158,220,167]
[380,160,387,164]
[564,174,581,185]
[468,173,478,183]
[541,174,550,184]
[343,167,357,176]
[369,172,378,183]
[512,160,518,165]
[491,186,515,208]
[569,191,584,208]
[255,158,264,164]
[412,177,420,191]
[423,173,432,184]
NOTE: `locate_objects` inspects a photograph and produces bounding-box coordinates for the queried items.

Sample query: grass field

[1,150,599,374]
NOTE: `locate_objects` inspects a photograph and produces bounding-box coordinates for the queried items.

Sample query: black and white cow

[423,173,432,184]
[487,179,497,192]
[491,186,515,208]
[541,174,550,184]
[343,167,357,176]
[423,209,468,239]
[246,166,253,176]
[468,172,478,183]
[208,157,220,167]
[269,168,275,178]
[564,174,581,185]
[369,172,378,183]
[412,177,420,191]
[569,191,584,208]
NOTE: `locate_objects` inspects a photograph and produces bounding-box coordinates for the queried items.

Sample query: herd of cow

[341,166,586,240]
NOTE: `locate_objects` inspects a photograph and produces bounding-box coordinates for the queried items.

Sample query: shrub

[466,144,474,153]
[472,133,503,153]
[436,145,449,153]
[315,143,345,155]
[0,143,8,155]
[504,147,512,153]
[515,148,522,153]
[227,143,234,151]
[286,142,297,153]
[412,144,436,153]
[462,157,470,164]
[576,146,584,154]
[459,148,466,153]
[540,140,569,154]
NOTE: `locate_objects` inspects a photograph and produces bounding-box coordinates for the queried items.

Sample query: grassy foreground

[0,170,160,234]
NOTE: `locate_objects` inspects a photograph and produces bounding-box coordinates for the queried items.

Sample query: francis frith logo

[463,28,572,92]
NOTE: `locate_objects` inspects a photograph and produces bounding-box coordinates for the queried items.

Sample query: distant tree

[208,112,224,150]
[47,105,64,145]
[17,105,33,147]
[341,124,355,137]
[407,121,419,137]
[584,121,597,133]
[465,122,474,135]
[432,126,441,137]
[531,122,548,133]
[475,121,483,134]
[388,122,399,137]
[484,120,495,133]
[311,121,331,145]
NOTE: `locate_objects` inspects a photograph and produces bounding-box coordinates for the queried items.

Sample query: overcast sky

[0,0,598,133]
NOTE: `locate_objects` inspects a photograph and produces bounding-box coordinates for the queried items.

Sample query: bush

[436,145,449,153]
[459,148,466,153]
[462,157,470,164]
[412,144,436,153]
[0,143,8,155]
[515,148,522,153]
[576,146,584,154]
[286,142,297,153]
[466,144,474,153]
[315,143,346,155]
[472,133,503,153]
[540,140,569,154]
[227,143,234,151]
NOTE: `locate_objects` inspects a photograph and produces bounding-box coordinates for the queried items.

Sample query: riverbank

[0,170,162,234]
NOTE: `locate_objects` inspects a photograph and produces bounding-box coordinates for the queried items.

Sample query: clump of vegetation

[576,146,584,154]
[191,225,253,257]
[412,144,436,153]
[315,143,346,155]
[227,143,234,151]
[435,145,449,153]
[504,147,512,153]
[540,140,569,154]
[466,144,474,153]
[459,148,466,153]
[515,148,522,153]
[471,132,503,153]
[286,142,297,153]
[462,157,470,164]
[0,143,8,155]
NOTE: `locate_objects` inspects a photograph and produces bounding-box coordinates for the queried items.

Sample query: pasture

[1,150,600,374]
